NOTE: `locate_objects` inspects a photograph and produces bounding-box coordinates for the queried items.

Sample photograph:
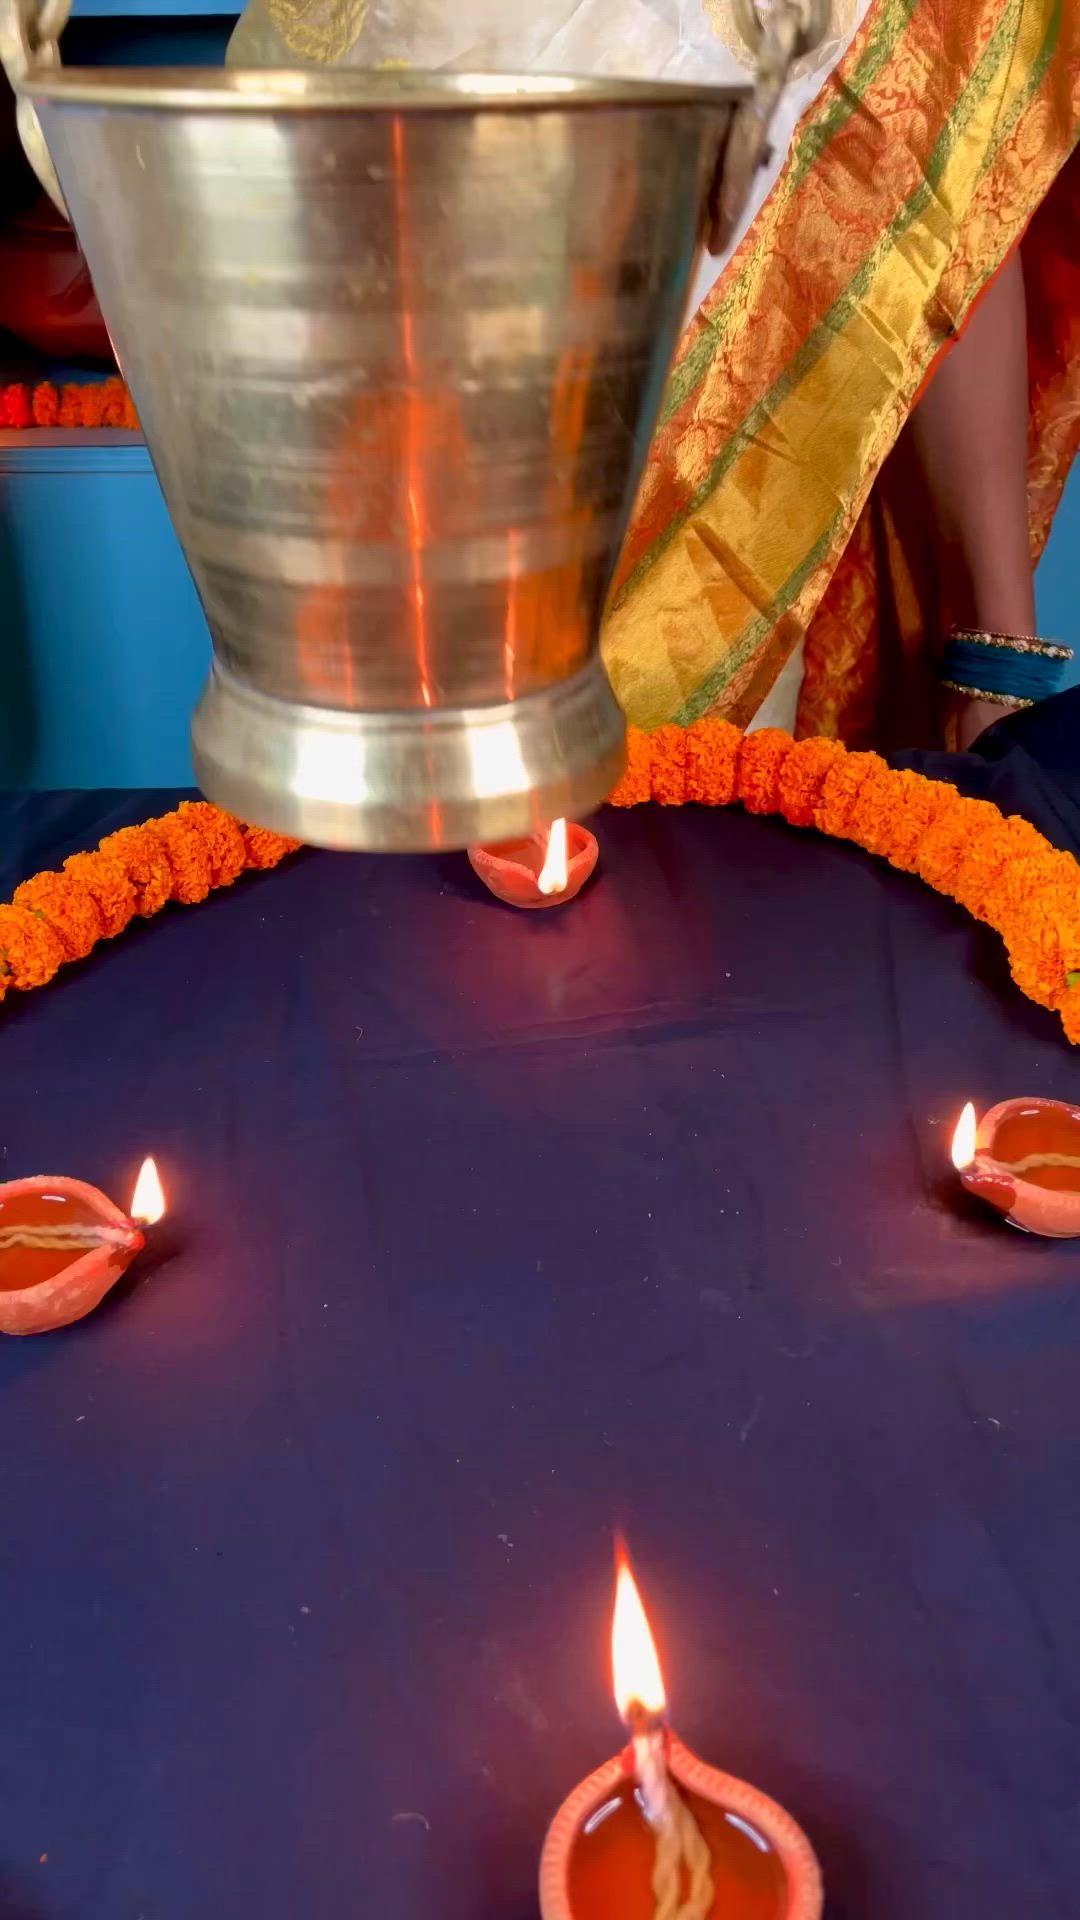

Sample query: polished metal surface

[23,70,743,848]
[193,658,627,853]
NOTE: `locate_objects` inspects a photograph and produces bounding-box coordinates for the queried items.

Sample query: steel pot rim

[26,65,749,114]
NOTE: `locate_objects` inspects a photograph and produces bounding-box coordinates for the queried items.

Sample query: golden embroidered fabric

[265,0,368,63]
[227,0,756,76]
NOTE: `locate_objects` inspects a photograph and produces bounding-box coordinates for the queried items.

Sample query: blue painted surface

[0,439,1076,790]
[0,434,211,787]
[71,0,235,18]
[1037,468,1080,683]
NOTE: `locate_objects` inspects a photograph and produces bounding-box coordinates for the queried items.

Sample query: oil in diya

[468,817,599,909]
[539,1548,822,1920]
[952,1099,1080,1238]
[0,1157,166,1334]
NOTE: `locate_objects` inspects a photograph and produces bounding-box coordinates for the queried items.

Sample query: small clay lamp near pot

[469,818,598,909]
[952,1100,1080,1237]
[540,1547,822,1920]
[0,1157,166,1334]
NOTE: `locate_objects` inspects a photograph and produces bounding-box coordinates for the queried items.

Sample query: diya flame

[538,818,569,897]
[951,1102,978,1171]
[612,1546,667,1721]
[131,1156,166,1226]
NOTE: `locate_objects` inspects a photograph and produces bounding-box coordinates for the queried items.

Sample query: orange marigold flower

[953,830,1014,924]
[913,797,1001,905]
[834,760,900,858]
[1007,924,1068,1013]
[872,771,951,872]
[814,751,888,840]
[993,856,1080,1009]
[13,871,103,962]
[100,378,127,429]
[649,726,688,805]
[993,847,1077,929]
[910,803,975,899]
[240,825,303,870]
[62,850,137,940]
[2,383,32,429]
[608,729,654,808]
[776,736,845,828]
[177,802,247,887]
[32,382,60,427]
[684,718,741,805]
[951,809,1046,924]
[58,384,83,428]
[0,904,65,988]
[100,823,174,917]
[736,729,794,816]
[81,387,106,430]
[1000,814,1055,863]
[153,811,214,904]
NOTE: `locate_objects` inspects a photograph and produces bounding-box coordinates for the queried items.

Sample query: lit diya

[468,817,599,909]
[540,1547,822,1920]
[0,1157,166,1334]
[952,1099,1080,1238]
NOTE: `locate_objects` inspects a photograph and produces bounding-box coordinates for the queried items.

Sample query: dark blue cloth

[2,697,1080,1920]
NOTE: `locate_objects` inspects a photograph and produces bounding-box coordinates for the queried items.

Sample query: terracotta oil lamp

[0,1157,166,1334]
[539,1549,822,1920]
[469,817,598,909]
[952,1099,1080,1238]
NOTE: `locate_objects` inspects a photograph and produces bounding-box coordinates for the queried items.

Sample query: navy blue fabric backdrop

[1,698,1080,1920]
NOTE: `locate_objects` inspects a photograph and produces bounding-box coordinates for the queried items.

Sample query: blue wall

[1,442,1077,789]
[1035,469,1078,674]
[0,437,211,787]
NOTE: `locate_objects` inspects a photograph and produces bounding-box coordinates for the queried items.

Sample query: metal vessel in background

[2,3,824,850]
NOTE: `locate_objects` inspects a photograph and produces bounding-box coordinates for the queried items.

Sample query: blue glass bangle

[940,630,1072,706]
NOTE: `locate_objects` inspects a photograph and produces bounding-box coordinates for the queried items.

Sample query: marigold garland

[1,802,298,1003]
[3,721,1079,1044]
[608,720,1080,1046]
[0,379,138,431]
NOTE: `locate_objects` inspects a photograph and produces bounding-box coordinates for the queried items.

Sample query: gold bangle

[950,629,1073,662]
[940,680,1035,709]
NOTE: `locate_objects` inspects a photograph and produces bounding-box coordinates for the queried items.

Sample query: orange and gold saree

[602,0,1080,746]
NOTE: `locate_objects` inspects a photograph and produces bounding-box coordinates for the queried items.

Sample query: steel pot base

[192,659,626,852]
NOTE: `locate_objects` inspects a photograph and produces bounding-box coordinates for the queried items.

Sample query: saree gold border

[660,0,917,433]
[613,0,962,623]
[602,0,1060,729]
[676,0,1071,728]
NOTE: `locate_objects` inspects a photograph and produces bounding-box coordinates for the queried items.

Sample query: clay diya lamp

[0,1157,166,1334]
[952,1099,1080,1238]
[468,817,598,910]
[540,1549,822,1920]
